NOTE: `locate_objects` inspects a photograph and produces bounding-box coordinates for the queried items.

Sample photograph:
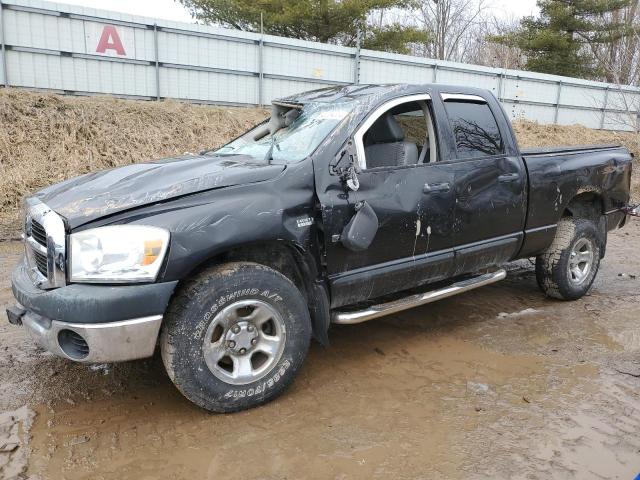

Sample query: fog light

[58,329,89,360]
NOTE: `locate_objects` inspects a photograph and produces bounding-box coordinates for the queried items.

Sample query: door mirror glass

[341,201,379,251]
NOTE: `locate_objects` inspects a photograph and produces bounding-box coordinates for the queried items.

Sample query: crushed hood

[35,154,285,228]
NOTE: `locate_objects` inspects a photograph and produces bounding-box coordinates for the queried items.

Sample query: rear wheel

[161,262,311,412]
[535,217,601,300]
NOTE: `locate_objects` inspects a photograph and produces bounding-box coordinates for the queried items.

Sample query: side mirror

[341,201,379,251]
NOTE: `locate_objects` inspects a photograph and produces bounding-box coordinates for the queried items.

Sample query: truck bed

[520,143,632,259]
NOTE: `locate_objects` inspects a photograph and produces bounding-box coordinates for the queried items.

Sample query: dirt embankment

[1,88,638,238]
[0,89,268,238]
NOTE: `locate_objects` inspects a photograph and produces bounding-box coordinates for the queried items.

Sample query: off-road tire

[535,217,601,301]
[161,262,311,413]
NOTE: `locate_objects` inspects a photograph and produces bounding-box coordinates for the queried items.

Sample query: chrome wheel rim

[203,299,286,385]
[568,238,594,285]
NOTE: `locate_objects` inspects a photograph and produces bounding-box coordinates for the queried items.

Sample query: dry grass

[0,89,267,238]
[0,89,638,239]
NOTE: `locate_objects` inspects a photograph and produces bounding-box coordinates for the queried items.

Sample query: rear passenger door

[440,94,527,275]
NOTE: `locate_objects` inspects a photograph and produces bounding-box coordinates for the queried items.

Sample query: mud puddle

[1,223,640,479]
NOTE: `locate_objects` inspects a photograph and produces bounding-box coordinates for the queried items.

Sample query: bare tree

[413,0,490,62]
[573,1,640,131]
[583,0,640,86]
[593,33,640,133]
[467,15,524,70]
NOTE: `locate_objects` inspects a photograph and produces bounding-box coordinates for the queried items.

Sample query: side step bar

[624,204,639,217]
[331,269,507,325]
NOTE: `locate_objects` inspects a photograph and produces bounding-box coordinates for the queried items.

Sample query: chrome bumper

[19,309,162,363]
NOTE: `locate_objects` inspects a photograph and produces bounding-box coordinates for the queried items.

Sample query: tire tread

[161,261,311,413]
[535,217,601,301]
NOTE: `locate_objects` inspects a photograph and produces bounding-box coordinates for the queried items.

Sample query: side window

[360,100,436,169]
[444,101,504,159]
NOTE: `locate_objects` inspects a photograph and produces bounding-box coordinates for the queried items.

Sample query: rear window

[444,101,504,159]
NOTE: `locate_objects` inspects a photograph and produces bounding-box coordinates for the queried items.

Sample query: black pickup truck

[7,84,635,412]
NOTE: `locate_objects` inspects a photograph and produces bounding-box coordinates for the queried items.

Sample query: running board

[331,269,507,325]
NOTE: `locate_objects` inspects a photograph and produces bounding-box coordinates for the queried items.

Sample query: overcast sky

[492,0,539,18]
[62,0,540,24]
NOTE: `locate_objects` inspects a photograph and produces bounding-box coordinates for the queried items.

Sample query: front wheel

[161,262,311,413]
[535,217,602,300]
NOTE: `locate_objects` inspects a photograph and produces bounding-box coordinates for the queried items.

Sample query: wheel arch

[561,191,607,258]
[175,240,331,346]
[562,191,606,219]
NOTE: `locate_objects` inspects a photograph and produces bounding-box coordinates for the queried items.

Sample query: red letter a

[96,25,126,56]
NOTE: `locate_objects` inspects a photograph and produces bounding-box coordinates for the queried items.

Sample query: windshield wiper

[263,135,281,164]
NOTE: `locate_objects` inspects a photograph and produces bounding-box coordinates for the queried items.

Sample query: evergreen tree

[179,0,429,54]
[492,0,637,78]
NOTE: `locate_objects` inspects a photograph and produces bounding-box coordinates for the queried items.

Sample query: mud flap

[308,281,331,347]
[598,214,607,259]
[341,201,379,252]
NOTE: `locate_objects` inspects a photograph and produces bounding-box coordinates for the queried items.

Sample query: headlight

[70,225,170,283]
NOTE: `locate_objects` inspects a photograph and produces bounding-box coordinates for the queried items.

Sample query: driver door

[315,95,457,308]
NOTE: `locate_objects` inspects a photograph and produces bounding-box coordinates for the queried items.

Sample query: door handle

[498,173,520,183]
[423,182,451,193]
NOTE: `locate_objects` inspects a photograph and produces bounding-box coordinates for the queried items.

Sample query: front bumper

[9,307,162,362]
[8,258,178,363]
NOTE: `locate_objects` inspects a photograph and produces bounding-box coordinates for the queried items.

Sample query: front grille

[23,198,66,289]
[32,249,48,276]
[31,219,47,247]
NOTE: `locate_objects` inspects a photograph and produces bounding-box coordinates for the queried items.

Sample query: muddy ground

[0,220,638,479]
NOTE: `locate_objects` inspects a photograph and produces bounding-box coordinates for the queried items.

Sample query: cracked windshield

[213,102,355,162]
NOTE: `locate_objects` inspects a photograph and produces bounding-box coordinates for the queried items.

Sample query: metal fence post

[352,29,361,85]
[600,86,609,130]
[0,0,7,87]
[554,81,563,124]
[258,13,264,106]
[432,64,438,83]
[497,73,504,101]
[153,23,160,101]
